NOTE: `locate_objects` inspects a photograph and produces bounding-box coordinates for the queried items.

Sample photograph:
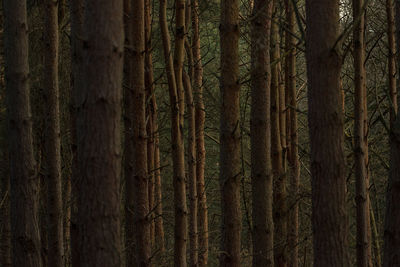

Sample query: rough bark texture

[250,0,274,266]
[384,0,400,265]
[43,1,64,266]
[306,0,349,265]
[69,0,83,265]
[124,0,151,265]
[183,72,198,267]
[144,0,156,249]
[285,0,299,265]
[271,4,287,266]
[191,1,209,265]
[353,0,372,266]
[159,0,188,265]
[3,0,42,266]
[219,0,242,265]
[0,137,11,267]
[76,0,123,266]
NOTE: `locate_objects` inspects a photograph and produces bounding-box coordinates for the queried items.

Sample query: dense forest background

[0,0,399,266]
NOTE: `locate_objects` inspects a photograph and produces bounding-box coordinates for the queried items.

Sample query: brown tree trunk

[43,1,64,266]
[305,0,349,265]
[271,3,287,266]
[76,0,123,265]
[219,0,242,265]
[154,126,165,253]
[353,0,372,266]
[144,0,156,250]
[183,72,198,267]
[0,129,11,267]
[191,1,209,265]
[285,0,299,265]
[69,0,83,265]
[124,0,151,265]
[3,0,42,266]
[384,0,400,265]
[250,0,274,266]
[159,0,188,265]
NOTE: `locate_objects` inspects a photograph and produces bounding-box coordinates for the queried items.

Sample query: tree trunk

[384,0,400,265]
[76,0,123,265]
[183,72,198,267]
[124,0,151,265]
[250,0,274,266]
[43,1,64,266]
[285,0,299,265]
[159,0,188,265]
[305,0,349,265]
[271,3,287,266]
[219,0,242,265]
[144,0,156,250]
[3,0,42,266]
[69,0,83,266]
[191,1,209,265]
[353,0,372,266]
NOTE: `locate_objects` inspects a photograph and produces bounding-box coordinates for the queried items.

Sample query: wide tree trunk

[76,0,123,265]
[250,0,274,266]
[43,1,64,266]
[306,0,349,265]
[3,0,42,266]
[219,0,242,265]
[124,0,151,265]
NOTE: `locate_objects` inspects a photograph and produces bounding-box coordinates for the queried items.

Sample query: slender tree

[43,1,64,266]
[159,0,188,265]
[352,0,372,265]
[69,0,83,265]
[3,0,42,266]
[219,0,242,265]
[384,0,400,265]
[306,0,349,265]
[183,72,198,267]
[250,0,274,266]
[144,0,156,248]
[76,0,123,265]
[271,2,287,266]
[285,0,300,266]
[191,1,209,265]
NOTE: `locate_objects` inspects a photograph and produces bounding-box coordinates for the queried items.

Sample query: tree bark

[219,0,242,265]
[124,0,151,265]
[159,0,188,265]
[191,1,209,265]
[3,0,42,266]
[250,0,274,266]
[285,0,299,265]
[352,0,372,266]
[76,0,123,265]
[271,3,287,266]
[69,0,83,265]
[43,1,64,266]
[183,72,198,267]
[306,0,349,265]
[384,0,400,265]
[144,0,156,250]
